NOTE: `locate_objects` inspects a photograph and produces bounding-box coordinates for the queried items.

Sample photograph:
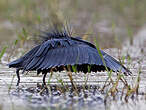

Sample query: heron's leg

[41,71,49,94]
[16,68,20,86]
[42,72,47,87]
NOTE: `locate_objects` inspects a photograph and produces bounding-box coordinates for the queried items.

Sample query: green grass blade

[0,46,8,61]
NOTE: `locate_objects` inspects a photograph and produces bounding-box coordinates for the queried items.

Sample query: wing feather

[41,49,54,69]
[101,51,128,73]
[30,45,50,70]
[37,49,52,70]
[86,47,103,65]
[35,41,50,57]
[24,43,51,70]
[8,45,40,68]
[55,47,68,67]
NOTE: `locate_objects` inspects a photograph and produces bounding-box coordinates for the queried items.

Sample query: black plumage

[8,28,131,86]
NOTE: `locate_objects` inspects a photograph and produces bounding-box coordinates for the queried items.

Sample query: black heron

[8,28,131,86]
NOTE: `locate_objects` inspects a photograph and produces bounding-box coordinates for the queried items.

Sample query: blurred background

[0,0,146,49]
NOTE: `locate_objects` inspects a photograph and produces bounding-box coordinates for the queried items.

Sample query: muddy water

[0,27,146,110]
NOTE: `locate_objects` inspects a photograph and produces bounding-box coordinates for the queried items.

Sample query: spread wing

[23,39,104,71]
[8,37,131,75]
